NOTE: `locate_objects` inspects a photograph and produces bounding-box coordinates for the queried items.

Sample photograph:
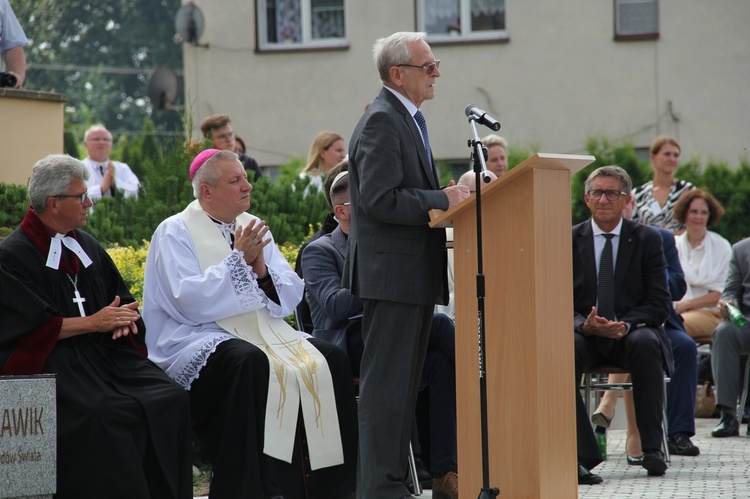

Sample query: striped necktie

[413,110,433,167]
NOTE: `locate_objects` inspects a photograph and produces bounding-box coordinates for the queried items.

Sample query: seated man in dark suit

[591,195,699,458]
[300,166,458,499]
[573,166,673,482]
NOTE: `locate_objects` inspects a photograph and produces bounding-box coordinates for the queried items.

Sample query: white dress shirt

[82,157,140,200]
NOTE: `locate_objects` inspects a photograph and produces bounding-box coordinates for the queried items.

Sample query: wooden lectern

[430,153,595,498]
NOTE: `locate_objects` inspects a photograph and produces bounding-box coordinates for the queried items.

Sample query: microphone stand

[466,118,500,499]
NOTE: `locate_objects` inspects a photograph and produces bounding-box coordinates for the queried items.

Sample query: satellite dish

[175,2,205,45]
[147,66,179,110]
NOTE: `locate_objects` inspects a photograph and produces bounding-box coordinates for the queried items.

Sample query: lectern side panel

[531,168,578,495]
[454,170,543,498]
[452,209,482,491]
[484,172,542,496]
[452,165,578,498]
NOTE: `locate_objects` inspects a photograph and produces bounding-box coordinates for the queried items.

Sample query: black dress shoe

[642,449,667,476]
[668,432,700,456]
[712,413,740,438]
[578,464,603,485]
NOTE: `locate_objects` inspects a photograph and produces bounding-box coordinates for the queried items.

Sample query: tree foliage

[1,129,749,246]
[13,0,183,134]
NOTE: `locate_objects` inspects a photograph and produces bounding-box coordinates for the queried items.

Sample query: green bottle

[594,425,606,460]
[728,302,746,327]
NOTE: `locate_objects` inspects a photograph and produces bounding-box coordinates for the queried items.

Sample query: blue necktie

[413,110,433,167]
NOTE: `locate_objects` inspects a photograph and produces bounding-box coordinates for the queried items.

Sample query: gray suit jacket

[344,87,449,306]
[722,237,750,317]
[301,226,363,349]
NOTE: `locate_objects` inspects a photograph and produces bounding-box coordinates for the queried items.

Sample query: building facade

[181,0,750,170]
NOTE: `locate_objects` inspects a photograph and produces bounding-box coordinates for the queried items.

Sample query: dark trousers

[357,299,434,499]
[419,312,457,475]
[665,326,698,436]
[575,327,665,452]
[348,312,457,476]
[190,338,358,499]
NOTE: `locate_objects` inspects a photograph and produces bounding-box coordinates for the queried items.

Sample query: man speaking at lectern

[573,166,672,481]
[344,31,469,497]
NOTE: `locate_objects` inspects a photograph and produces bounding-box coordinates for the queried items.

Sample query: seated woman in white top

[673,189,731,340]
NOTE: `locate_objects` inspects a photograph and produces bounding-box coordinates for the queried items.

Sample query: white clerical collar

[46,233,93,270]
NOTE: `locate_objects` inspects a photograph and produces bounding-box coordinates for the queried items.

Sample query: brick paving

[197,417,750,498]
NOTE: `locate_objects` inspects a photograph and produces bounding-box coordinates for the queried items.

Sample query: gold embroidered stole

[179,200,343,469]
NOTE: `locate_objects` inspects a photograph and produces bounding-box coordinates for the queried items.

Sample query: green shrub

[2,130,749,245]
[0,184,29,229]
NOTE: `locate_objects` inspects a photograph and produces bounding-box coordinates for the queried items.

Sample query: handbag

[695,381,716,418]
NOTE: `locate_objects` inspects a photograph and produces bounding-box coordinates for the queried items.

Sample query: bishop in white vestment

[143,149,357,499]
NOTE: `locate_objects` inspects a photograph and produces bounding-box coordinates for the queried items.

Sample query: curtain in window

[424,0,504,34]
[424,0,459,34]
[471,0,505,17]
[311,0,345,39]
[275,0,301,43]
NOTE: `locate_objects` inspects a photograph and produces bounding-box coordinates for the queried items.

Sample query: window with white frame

[614,0,659,40]
[417,0,507,42]
[257,0,347,50]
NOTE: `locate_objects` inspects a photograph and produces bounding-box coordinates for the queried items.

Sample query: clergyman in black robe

[0,154,192,499]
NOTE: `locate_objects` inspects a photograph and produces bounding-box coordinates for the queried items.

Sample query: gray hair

[584,165,632,194]
[84,124,112,143]
[191,150,240,199]
[373,31,427,83]
[28,155,90,212]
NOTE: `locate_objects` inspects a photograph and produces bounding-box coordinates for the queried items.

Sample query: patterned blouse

[632,179,695,232]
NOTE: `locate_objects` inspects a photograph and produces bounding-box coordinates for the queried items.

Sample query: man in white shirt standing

[82,124,140,199]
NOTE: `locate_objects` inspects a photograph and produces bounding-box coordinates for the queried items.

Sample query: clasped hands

[235,219,271,277]
[94,296,140,340]
[101,162,116,192]
[579,306,628,339]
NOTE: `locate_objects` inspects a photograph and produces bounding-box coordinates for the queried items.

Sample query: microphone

[465,104,501,131]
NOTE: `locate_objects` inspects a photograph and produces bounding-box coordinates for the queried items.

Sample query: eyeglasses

[88,137,112,143]
[54,191,89,204]
[215,132,236,141]
[588,189,628,201]
[397,60,440,74]
[337,202,351,207]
